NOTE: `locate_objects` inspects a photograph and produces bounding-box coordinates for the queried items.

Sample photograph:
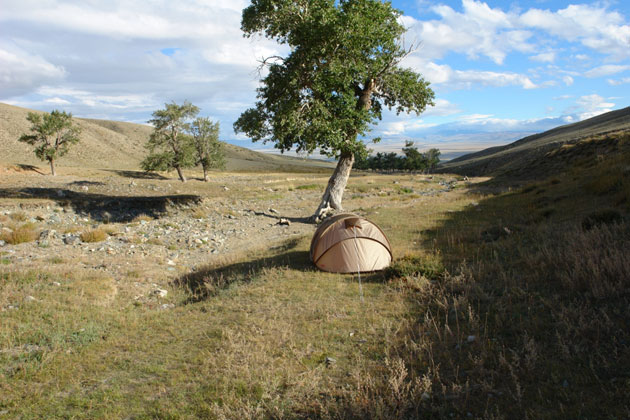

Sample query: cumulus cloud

[520,4,630,60]
[573,94,615,120]
[414,61,538,89]
[530,52,556,63]
[0,43,66,97]
[608,77,630,86]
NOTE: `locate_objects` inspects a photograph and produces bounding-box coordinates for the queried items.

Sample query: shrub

[1,224,38,244]
[80,228,108,243]
[581,209,623,230]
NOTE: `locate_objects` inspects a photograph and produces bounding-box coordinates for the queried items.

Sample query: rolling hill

[438,106,630,179]
[0,102,333,172]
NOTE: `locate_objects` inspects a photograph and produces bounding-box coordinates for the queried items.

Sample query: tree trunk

[49,159,56,176]
[203,166,208,182]
[175,166,187,182]
[311,151,354,222]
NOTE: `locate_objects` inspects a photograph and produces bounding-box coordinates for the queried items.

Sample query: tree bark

[49,159,56,176]
[311,151,354,222]
[175,166,187,182]
[203,167,208,182]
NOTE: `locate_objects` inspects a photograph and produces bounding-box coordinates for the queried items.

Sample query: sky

[1,0,629,159]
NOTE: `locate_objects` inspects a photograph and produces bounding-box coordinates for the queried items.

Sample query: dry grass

[0,223,38,245]
[79,228,108,243]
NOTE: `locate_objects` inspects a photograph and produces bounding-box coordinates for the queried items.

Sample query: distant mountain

[0,102,333,173]
[439,107,630,179]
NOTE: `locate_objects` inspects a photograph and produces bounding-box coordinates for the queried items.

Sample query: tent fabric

[310,213,392,273]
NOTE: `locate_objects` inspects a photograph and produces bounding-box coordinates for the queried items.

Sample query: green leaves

[235,0,435,158]
[142,102,225,180]
[18,110,81,174]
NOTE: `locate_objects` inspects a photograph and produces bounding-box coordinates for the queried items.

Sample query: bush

[1,224,38,244]
[80,229,108,243]
[581,209,623,230]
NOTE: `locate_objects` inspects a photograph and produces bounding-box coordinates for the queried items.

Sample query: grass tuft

[80,228,108,243]
[1,224,38,244]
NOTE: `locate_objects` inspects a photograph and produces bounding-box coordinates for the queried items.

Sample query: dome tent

[310,213,392,273]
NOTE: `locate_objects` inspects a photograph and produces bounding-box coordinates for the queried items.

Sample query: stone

[268,208,278,214]
[278,218,291,226]
[467,335,476,343]
[223,186,229,191]
[325,357,336,366]
[25,295,36,302]
[152,289,168,298]
[160,303,175,310]
[52,282,61,286]
[63,235,79,245]
[0,240,5,247]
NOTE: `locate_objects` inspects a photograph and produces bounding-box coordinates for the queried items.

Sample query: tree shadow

[245,209,313,224]
[0,187,201,222]
[174,238,313,303]
[105,169,169,180]
[16,164,46,175]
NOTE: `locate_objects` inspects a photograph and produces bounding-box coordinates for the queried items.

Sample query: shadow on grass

[16,164,46,175]
[0,187,201,222]
[105,169,169,180]
[174,237,314,303]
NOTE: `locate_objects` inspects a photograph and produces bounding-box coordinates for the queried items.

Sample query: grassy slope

[439,106,630,179]
[0,102,333,173]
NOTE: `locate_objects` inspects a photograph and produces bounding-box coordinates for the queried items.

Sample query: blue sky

[1,0,629,159]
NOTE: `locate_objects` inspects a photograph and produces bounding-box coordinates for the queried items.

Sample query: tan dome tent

[310,213,392,273]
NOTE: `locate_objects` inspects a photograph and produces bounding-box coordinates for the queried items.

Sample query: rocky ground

[0,165,463,306]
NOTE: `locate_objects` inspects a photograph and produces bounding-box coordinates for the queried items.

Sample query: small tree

[402,141,427,171]
[18,110,81,176]
[235,0,434,221]
[142,101,200,182]
[425,148,441,172]
[190,117,226,182]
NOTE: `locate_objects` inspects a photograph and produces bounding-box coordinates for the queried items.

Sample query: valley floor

[1,162,628,419]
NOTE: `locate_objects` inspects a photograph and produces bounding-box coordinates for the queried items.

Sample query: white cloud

[608,77,630,86]
[520,4,630,60]
[415,61,538,89]
[562,76,574,86]
[403,0,534,65]
[0,43,66,97]
[530,52,556,63]
[573,94,615,120]
[584,64,630,78]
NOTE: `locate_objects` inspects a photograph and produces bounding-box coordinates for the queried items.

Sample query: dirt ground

[0,165,462,300]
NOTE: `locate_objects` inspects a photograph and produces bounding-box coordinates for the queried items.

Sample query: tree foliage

[18,110,81,176]
[236,0,434,157]
[190,117,226,181]
[234,0,434,217]
[355,141,441,172]
[141,101,225,182]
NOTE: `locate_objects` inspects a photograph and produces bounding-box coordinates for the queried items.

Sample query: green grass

[1,156,629,418]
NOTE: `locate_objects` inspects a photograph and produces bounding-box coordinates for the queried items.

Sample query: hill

[439,106,630,179]
[0,102,333,172]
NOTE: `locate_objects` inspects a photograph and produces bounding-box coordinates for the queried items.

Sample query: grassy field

[1,133,629,418]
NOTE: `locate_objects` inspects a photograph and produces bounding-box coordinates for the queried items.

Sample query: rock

[325,357,336,367]
[167,260,176,266]
[52,282,61,286]
[39,230,57,241]
[0,240,5,247]
[223,186,229,191]
[80,186,89,192]
[160,303,175,310]
[56,190,66,198]
[152,289,168,298]
[277,218,291,226]
[63,235,79,245]
[268,208,278,214]
[25,295,36,302]
[467,335,476,343]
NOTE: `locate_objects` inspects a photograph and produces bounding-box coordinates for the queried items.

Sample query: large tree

[18,110,81,176]
[190,117,226,182]
[234,0,435,221]
[142,101,200,182]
